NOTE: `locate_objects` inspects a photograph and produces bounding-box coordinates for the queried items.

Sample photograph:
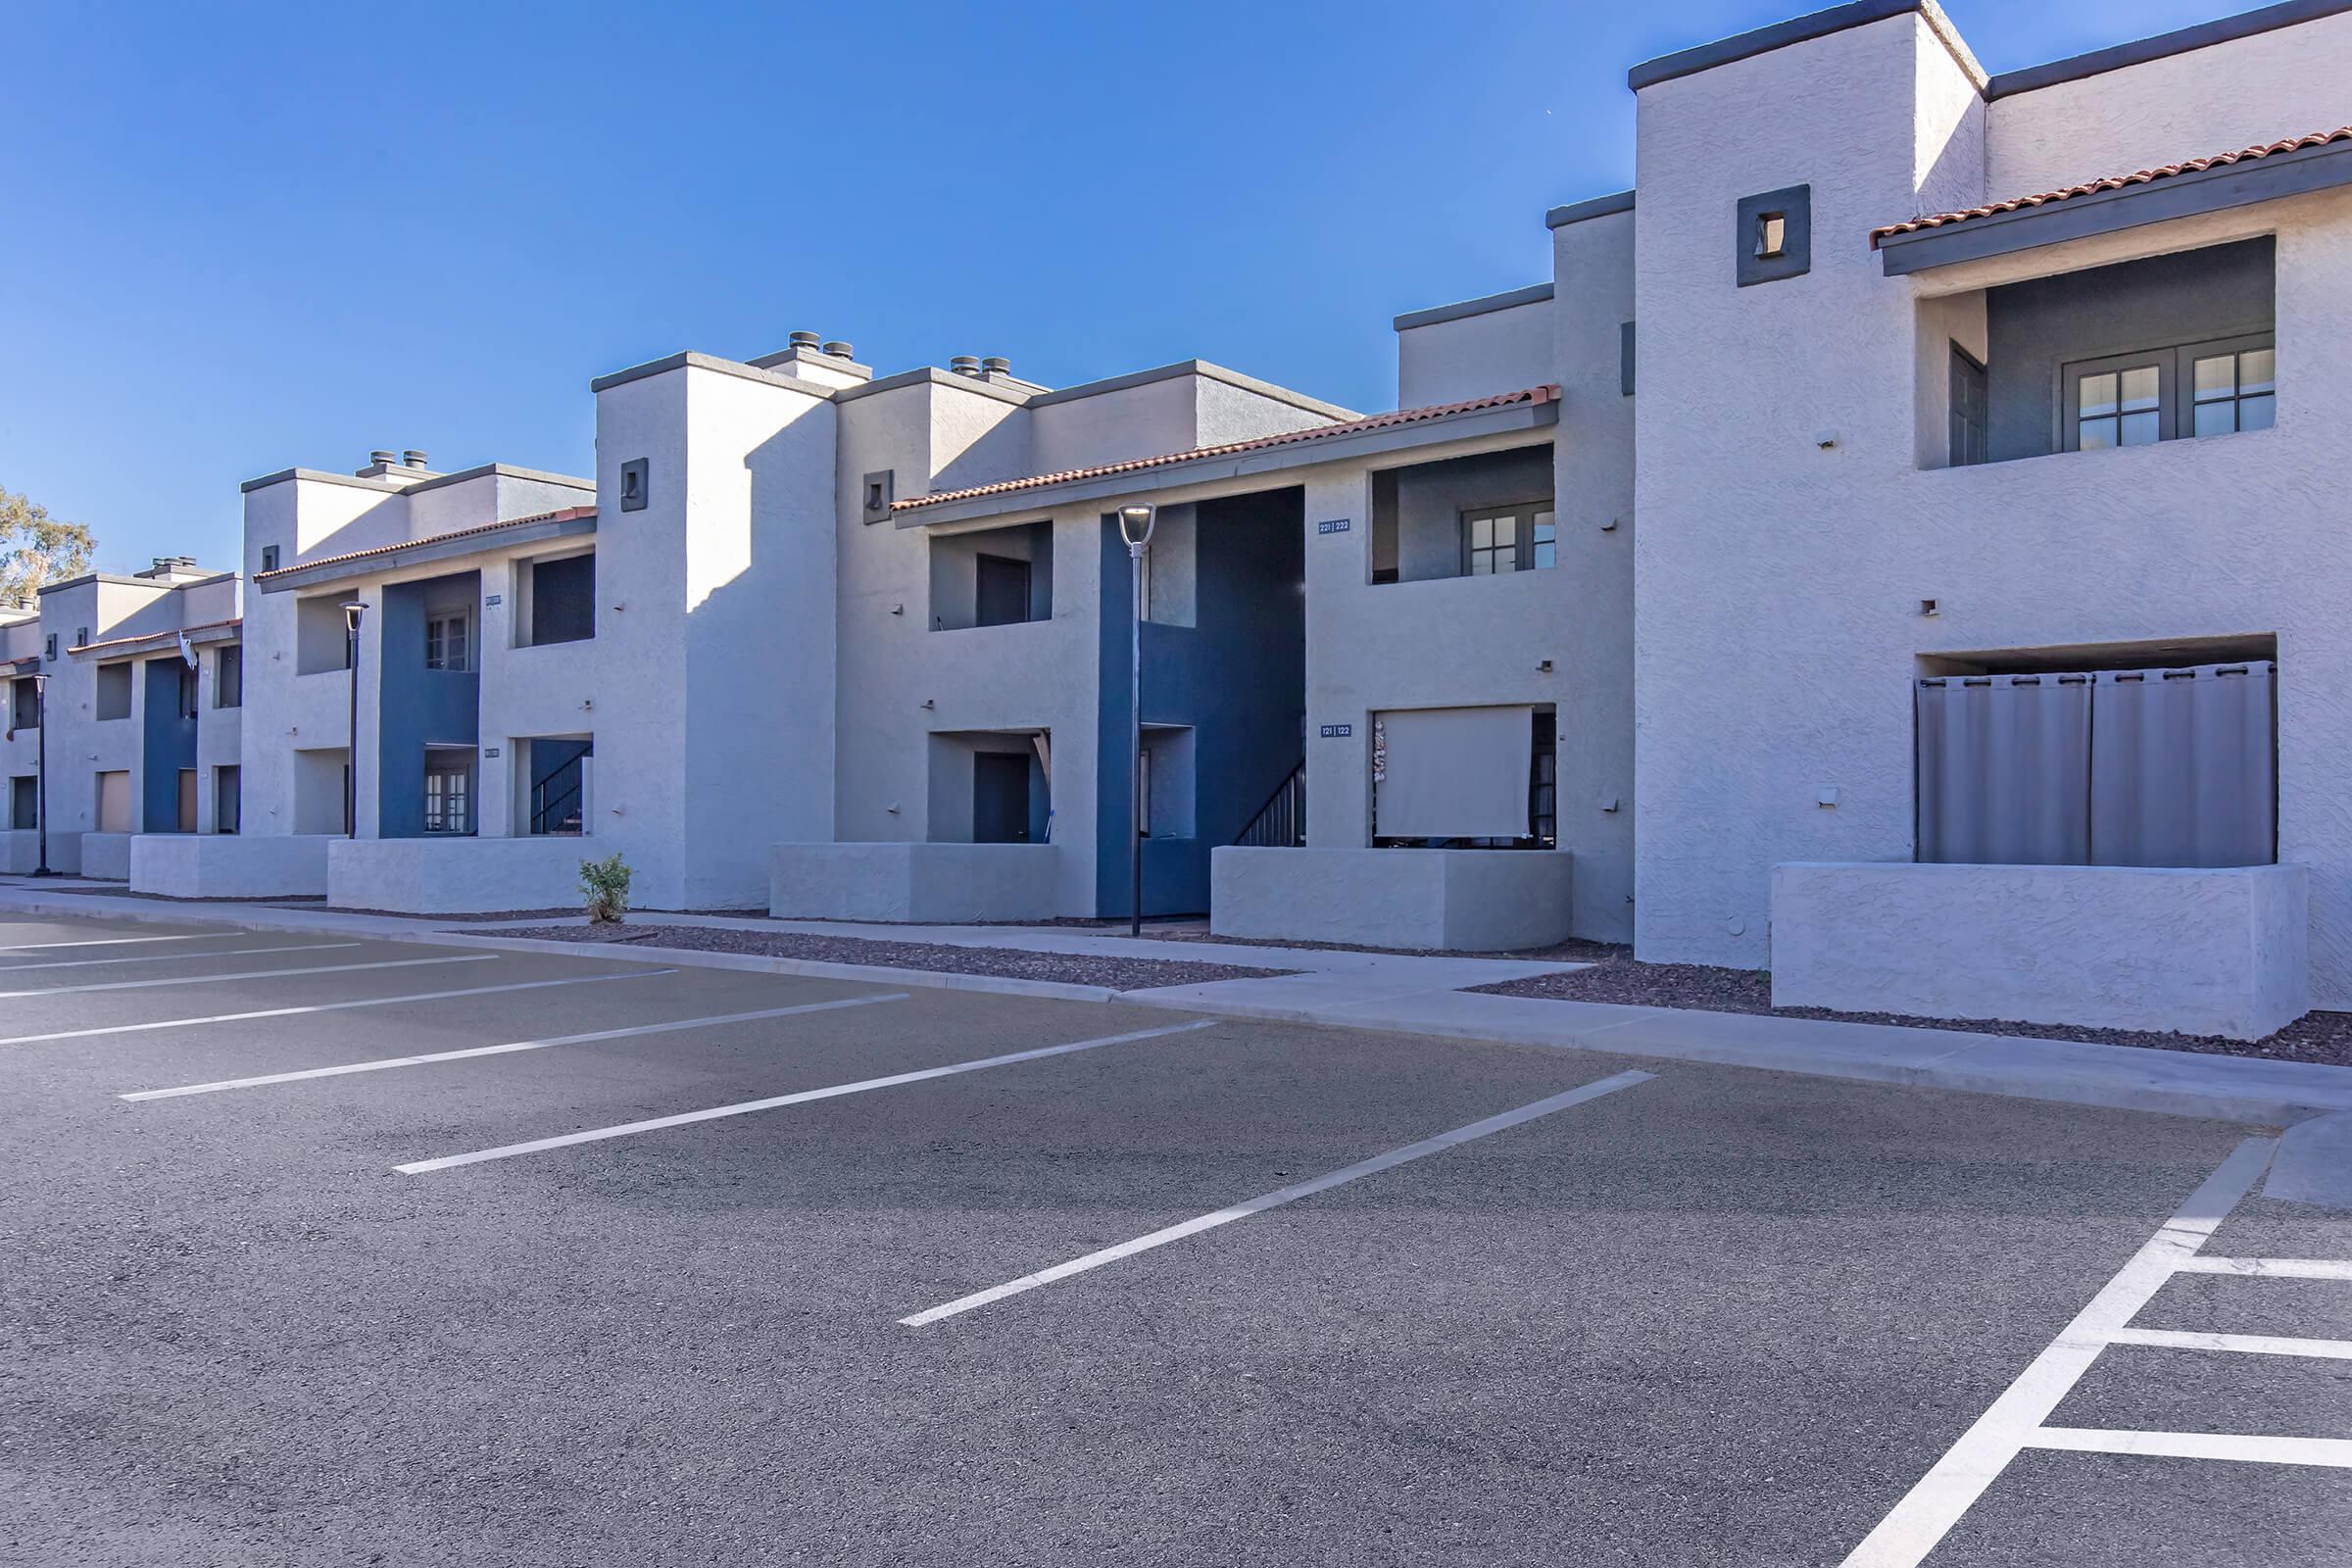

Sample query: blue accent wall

[376,574,480,838]
[1095,490,1305,916]
[139,658,196,831]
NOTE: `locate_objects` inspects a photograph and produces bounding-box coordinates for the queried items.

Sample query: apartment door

[973,753,1031,844]
[176,769,198,832]
[974,555,1031,628]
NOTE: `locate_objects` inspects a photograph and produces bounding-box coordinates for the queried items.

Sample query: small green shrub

[579,853,632,925]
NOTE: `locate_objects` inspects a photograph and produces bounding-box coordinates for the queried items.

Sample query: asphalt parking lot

[4,912,2347,1566]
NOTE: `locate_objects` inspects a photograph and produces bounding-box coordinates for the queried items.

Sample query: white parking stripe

[900,1068,1656,1329]
[397,1017,1218,1176]
[2027,1427,2352,1468]
[0,941,362,974]
[122,993,911,1100]
[1837,1136,2277,1568]
[0,968,674,1047]
[0,933,219,953]
[2178,1255,2352,1280]
[2106,1326,2352,1360]
[0,953,499,999]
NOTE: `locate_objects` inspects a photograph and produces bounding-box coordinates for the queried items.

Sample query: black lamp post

[341,601,367,837]
[30,670,53,876]
[1116,504,1156,938]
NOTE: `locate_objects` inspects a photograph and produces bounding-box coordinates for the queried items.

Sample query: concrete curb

[5,887,2351,1129]
[2265,1110,2352,1206]
[431,932,1126,1004]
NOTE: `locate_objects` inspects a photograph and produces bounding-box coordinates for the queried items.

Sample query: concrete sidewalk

[5,881,2349,1131]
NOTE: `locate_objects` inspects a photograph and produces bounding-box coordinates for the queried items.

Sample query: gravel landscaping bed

[475,922,1297,990]
[1471,956,2352,1065]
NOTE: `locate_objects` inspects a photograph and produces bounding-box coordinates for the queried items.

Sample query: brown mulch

[1471,954,2352,1066]
[474,922,1296,991]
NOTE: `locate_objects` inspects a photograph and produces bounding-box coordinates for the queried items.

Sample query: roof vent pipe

[402,449,429,468]
[368,450,398,466]
[980,356,1011,376]
[949,355,982,376]
[822,340,855,360]
[789,330,822,350]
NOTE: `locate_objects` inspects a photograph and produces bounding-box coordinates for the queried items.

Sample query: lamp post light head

[340,602,368,633]
[1117,504,1156,553]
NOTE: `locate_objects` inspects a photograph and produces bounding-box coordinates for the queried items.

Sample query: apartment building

[12,0,2343,1040]
[1,560,241,877]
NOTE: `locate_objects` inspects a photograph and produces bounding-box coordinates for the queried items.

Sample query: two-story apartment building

[16,0,2343,1040]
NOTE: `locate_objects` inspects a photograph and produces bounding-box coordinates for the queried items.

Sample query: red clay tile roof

[69,617,243,657]
[892,385,1560,513]
[253,507,597,580]
[1870,126,2352,247]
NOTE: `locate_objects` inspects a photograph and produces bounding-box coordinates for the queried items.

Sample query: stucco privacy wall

[79,832,130,880]
[1771,861,2311,1040]
[130,833,331,898]
[1211,846,1573,951]
[1632,8,2352,1006]
[328,837,590,914]
[1984,11,2352,199]
[769,842,1061,922]
[1396,298,1555,408]
[0,830,79,875]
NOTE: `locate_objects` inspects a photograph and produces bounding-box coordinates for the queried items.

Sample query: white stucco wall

[769,841,1062,922]
[1985,13,2352,199]
[130,832,331,898]
[1211,846,1573,951]
[1771,861,2311,1041]
[1629,8,2352,1005]
[78,832,131,880]
[328,836,593,914]
[1396,299,1555,408]
[0,829,79,874]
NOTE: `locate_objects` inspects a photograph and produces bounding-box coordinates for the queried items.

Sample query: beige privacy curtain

[1376,706,1533,839]
[1916,674,2091,864]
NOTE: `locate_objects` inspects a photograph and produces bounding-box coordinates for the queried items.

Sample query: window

[424,613,470,671]
[423,757,472,834]
[974,555,1032,627]
[2075,362,2162,450]
[10,775,35,830]
[527,555,594,646]
[95,663,131,720]
[2191,344,2276,437]
[9,676,36,731]
[1948,344,1988,466]
[215,765,240,835]
[2064,335,2275,452]
[1461,504,1557,575]
[215,645,242,709]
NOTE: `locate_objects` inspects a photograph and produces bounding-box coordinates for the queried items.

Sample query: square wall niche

[930,520,1053,631]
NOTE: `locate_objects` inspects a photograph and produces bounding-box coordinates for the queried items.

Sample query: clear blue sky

[1,0,2246,574]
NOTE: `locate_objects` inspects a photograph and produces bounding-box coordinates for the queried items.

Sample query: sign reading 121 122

[1319,723,1351,738]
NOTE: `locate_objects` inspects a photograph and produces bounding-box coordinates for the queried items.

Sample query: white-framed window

[424,613,470,672]
[423,759,472,834]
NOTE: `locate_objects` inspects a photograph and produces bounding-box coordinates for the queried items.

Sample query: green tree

[0,484,96,606]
